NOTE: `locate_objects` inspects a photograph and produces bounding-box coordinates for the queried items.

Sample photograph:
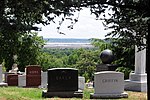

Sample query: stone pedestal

[90,71,128,99]
[125,47,147,92]
[96,64,118,72]
[0,65,8,86]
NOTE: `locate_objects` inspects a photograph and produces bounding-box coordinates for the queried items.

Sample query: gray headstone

[90,71,128,99]
[0,65,8,86]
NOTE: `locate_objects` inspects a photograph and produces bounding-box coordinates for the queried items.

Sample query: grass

[0,87,147,100]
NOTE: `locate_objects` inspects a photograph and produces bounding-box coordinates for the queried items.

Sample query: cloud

[37,8,111,39]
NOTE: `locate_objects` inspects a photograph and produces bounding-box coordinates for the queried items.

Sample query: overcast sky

[37,8,111,39]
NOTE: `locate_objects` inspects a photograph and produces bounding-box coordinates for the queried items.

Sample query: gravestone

[0,65,8,86]
[96,49,117,72]
[26,65,41,87]
[7,74,18,86]
[90,71,128,99]
[5,64,19,83]
[39,71,47,88]
[39,72,85,90]
[42,68,83,98]
[125,46,147,92]
[18,75,26,87]
[78,76,85,90]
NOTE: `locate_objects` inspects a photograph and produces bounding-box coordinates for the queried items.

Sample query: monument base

[0,82,8,87]
[96,64,118,72]
[42,90,83,98]
[125,80,147,92]
[90,92,128,99]
[124,73,147,92]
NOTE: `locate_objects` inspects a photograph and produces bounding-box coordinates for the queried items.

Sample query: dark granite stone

[26,65,41,87]
[42,68,83,98]
[96,64,118,72]
[7,74,18,86]
[100,49,114,64]
[48,68,78,92]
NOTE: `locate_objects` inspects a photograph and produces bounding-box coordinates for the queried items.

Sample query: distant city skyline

[37,8,112,39]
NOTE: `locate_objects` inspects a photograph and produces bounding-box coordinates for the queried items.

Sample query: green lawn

[0,87,147,100]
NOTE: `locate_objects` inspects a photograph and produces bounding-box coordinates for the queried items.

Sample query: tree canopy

[0,0,149,47]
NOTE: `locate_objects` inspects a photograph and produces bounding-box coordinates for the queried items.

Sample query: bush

[116,67,133,79]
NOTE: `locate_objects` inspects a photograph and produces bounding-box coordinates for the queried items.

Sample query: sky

[37,8,111,39]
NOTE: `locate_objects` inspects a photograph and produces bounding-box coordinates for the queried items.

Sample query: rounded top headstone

[100,49,114,64]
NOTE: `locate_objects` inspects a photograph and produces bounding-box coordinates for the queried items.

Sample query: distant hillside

[44,38,91,43]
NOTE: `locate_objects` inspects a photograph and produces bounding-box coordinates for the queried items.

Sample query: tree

[0,0,81,70]
[17,32,44,71]
[0,0,149,97]
[91,38,135,69]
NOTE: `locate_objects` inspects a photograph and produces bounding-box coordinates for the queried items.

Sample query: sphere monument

[96,49,117,72]
[100,49,114,64]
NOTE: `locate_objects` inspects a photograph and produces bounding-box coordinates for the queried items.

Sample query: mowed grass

[0,87,147,100]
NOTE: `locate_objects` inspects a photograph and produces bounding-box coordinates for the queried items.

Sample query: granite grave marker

[26,65,41,87]
[42,68,83,98]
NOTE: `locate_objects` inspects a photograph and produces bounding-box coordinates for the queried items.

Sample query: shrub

[116,67,133,79]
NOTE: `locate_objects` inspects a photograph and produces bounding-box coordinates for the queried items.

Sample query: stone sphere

[100,49,114,64]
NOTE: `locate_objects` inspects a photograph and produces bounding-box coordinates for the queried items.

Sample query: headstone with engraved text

[42,68,83,98]
[26,65,41,87]
[90,71,128,99]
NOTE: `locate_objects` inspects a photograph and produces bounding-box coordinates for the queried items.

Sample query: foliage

[0,31,44,71]
[74,48,100,81]
[91,38,135,70]
[38,38,135,81]
[0,0,148,78]
[116,67,133,79]
[17,32,45,71]
[38,47,101,81]
[0,32,22,71]
[102,1,149,50]
[0,0,80,71]
[90,38,111,49]
[1,0,148,49]
[108,38,135,69]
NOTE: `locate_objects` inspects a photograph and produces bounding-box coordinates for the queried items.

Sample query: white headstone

[18,75,26,87]
[0,65,3,83]
[0,65,8,86]
[90,71,128,99]
[78,76,85,90]
[125,46,147,92]
[39,71,47,88]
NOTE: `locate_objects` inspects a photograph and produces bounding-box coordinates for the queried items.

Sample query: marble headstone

[90,71,128,99]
